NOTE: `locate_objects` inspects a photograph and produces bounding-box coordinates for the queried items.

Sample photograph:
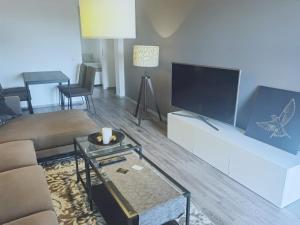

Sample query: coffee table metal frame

[74,129,191,225]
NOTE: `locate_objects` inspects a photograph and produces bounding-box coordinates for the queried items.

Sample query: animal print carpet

[41,156,214,225]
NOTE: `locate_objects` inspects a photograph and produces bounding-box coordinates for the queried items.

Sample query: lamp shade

[79,0,136,39]
[133,45,159,67]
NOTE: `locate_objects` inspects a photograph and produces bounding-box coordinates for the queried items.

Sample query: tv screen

[172,63,240,125]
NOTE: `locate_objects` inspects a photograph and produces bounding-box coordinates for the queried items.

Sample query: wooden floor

[36,88,300,225]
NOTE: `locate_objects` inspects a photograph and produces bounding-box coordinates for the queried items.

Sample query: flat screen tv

[172,63,241,126]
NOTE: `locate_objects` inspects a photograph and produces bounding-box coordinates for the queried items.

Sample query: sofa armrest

[4,96,22,115]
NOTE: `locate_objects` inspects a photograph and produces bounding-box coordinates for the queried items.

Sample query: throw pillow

[0,96,17,125]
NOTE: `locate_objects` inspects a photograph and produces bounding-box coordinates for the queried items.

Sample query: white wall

[0,0,82,107]
[81,39,101,62]
[101,40,116,89]
[81,39,117,89]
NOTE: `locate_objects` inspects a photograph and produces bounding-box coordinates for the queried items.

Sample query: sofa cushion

[4,96,22,115]
[0,110,98,151]
[0,166,54,224]
[3,211,58,225]
[0,140,37,173]
[0,96,16,125]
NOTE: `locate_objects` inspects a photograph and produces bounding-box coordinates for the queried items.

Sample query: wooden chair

[60,66,96,114]
[58,64,87,91]
[58,64,87,109]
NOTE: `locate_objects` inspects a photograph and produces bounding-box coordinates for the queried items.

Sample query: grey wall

[0,0,82,107]
[124,0,300,129]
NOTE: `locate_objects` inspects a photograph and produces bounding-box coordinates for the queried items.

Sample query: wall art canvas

[245,86,300,155]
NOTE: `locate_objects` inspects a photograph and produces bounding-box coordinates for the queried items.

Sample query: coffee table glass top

[75,129,141,159]
[74,129,191,225]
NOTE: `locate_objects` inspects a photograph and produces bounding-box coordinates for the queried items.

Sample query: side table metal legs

[59,82,65,110]
[85,157,93,211]
[68,80,73,109]
[134,75,162,126]
[25,83,34,114]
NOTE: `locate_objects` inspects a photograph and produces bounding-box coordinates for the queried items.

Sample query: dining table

[22,71,72,114]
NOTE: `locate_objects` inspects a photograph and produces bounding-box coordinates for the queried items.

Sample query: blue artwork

[245,86,300,155]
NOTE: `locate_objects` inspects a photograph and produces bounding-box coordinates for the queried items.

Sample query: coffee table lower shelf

[92,184,139,225]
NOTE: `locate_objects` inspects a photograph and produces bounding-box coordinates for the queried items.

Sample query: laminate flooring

[35,87,300,225]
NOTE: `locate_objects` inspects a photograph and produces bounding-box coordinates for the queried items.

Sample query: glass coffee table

[74,129,191,225]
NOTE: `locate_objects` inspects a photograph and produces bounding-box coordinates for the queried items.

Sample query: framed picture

[245,86,300,155]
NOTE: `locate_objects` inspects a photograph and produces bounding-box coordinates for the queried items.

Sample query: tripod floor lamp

[133,45,162,126]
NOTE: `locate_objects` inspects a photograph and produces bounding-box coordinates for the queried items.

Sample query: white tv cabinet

[167,111,300,208]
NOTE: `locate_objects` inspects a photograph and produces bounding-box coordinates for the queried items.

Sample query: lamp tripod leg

[138,77,148,126]
[138,103,143,126]
[138,81,146,126]
[134,77,144,117]
[143,77,147,113]
[147,78,162,121]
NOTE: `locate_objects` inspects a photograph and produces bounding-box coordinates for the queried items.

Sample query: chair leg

[68,97,70,110]
[58,82,62,109]
[89,95,97,115]
[85,96,90,110]
[59,92,61,107]
[27,99,33,114]
[61,94,65,110]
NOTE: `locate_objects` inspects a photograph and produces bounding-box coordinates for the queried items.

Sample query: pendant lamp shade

[79,0,136,39]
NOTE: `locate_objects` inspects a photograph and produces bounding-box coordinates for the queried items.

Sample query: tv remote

[99,156,126,167]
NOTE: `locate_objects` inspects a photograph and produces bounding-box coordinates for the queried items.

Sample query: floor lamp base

[134,75,162,126]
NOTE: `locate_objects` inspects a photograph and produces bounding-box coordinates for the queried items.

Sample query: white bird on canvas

[256,99,296,139]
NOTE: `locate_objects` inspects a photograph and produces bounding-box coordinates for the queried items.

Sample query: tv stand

[168,111,300,208]
[171,112,219,131]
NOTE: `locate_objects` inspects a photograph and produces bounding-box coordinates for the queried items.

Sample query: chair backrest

[84,66,96,94]
[78,64,87,88]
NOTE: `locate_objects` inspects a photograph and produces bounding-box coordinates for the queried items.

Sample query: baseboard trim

[22,100,85,111]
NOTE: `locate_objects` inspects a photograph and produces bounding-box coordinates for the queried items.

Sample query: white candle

[102,128,112,144]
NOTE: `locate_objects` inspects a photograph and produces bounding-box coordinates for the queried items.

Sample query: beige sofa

[0,141,58,225]
[1,96,98,159]
[0,97,98,224]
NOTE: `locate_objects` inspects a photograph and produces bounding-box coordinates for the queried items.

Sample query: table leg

[25,83,34,114]
[185,193,191,225]
[68,80,72,109]
[85,158,93,210]
[61,95,65,110]
[74,141,79,183]
[58,82,63,110]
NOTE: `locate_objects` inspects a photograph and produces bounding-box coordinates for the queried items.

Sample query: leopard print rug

[41,156,214,225]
